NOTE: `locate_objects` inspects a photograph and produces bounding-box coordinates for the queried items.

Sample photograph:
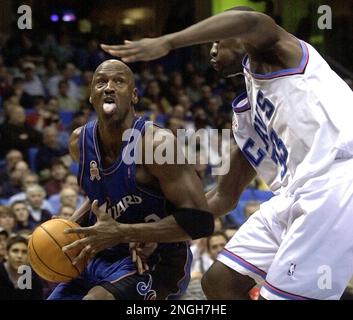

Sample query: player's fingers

[72,245,91,265]
[91,200,104,220]
[136,255,144,275]
[62,238,88,252]
[101,44,134,52]
[131,248,137,263]
[143,262,149,272]
[64,226,95,235]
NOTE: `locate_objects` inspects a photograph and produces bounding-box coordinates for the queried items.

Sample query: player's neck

[97,112,135,160]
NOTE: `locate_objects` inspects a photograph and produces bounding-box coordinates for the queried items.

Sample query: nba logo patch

[89,160,101,181]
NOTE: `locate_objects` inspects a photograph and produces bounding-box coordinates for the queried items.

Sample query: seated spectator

[8,172,54,213]
[206,231,229,262]
[58,205,75,220]
[47,62,81,100]
[0,228,9,262]
[0,206,16,236]
[0,236,43,300]
[26,185,52,224]
[21,61,45,97]
[0,105,42,158]
[0,160,30,198]
[35,126,68,173]
[48,174,84,213]
[0,149,23,196]
[58,187,80,212]
[140,80,172,114]
[8,77,33,109]
[11,201,36,231]
[44,159,69,197]
[57,80,80,111]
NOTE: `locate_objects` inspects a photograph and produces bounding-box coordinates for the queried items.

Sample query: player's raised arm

[101,9,289,62]
[206,144,256,218]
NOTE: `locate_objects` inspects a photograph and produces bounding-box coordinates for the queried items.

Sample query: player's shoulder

[69,126,84,162]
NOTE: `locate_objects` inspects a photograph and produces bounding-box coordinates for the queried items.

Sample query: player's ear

[132,88,138,105]
[89,96,92,104]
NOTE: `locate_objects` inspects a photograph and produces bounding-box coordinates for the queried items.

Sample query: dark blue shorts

[48,243,192,300]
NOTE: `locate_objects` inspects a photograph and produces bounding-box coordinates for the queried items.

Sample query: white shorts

[218,160,353,300]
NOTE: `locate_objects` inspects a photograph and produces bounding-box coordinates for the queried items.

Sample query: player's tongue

[103,102,117,115]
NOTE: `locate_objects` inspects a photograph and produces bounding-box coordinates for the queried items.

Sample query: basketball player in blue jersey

[102,7,353,300]
[47,59,214,300]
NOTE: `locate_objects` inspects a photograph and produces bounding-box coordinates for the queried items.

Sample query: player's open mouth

[103,97,117,115]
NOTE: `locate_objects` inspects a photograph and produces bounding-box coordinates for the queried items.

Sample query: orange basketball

[28,219,87,283]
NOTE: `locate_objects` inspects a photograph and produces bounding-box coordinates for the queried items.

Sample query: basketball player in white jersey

[102,6,353,300]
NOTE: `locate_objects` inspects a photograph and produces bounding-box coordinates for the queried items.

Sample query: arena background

[0,0,352,300]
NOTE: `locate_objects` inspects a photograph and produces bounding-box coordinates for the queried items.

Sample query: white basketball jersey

[232,40,353,193]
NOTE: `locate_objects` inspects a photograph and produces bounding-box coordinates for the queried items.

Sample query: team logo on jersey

[136,274,157,300]
[104,194,143,220]
[288,263,296,276]
[89,160,101,181]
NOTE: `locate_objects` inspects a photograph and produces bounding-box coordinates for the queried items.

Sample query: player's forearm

[122,215,192,243]
[206,190,238,218]
[164,11,263,50]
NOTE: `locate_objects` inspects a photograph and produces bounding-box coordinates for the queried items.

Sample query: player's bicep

[69,127,82,162]
[157,164,208,210]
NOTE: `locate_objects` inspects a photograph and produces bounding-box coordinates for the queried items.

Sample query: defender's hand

[101,37,171,63]
[62,200,123,266]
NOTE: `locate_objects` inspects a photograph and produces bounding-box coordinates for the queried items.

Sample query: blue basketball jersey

[78,117,175,256]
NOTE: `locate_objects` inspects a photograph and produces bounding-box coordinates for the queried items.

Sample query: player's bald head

[93,59,134,84]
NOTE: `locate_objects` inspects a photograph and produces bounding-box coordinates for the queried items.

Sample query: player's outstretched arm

[101,10,288,62]
[206,144,256,218]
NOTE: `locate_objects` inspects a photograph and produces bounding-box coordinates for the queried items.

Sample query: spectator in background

[0,160,30,198]
[58,187,79,211]
[48,174,84,213]
[7,77,32,109]
[8,172,53,213]
[26,185,52,224]
[57,80,80,111]
[47,62,81,100]
[43,159,69,197]
[0,236,43,300]
[0,206,16,236]
[21,61,45,97]
[0,105,42,158]
[141,80,172,114]
[206,231,228,262]
[0,228,9,262]
[11,200,35,231]
[0,149,23,187]
[35,126,68,173]
[58,205,75,220]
